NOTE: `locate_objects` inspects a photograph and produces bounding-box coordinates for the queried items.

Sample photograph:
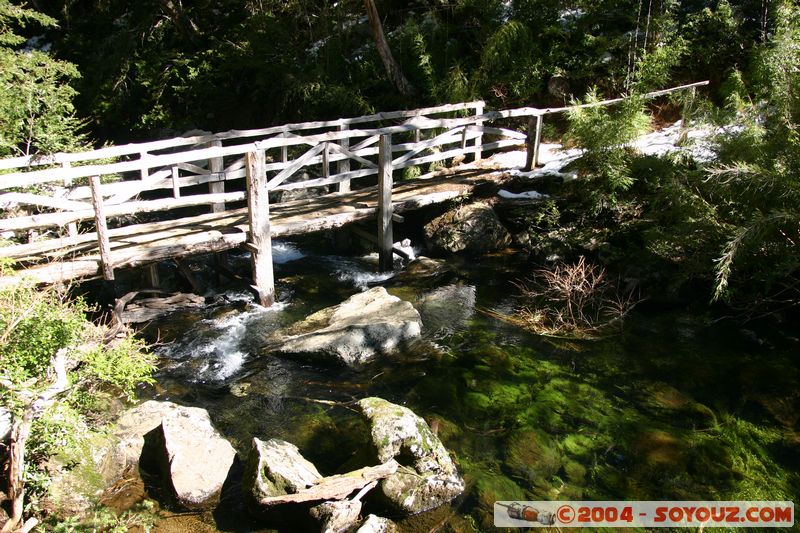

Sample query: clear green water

[141,245,800,532]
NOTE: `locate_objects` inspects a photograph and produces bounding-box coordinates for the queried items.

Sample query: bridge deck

[2,168,508,287]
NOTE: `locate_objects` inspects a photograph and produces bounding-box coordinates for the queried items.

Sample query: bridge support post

[336,124,351,193]
[525,113,543,171]
[89,175,115,281]
[377,134,394,272]
[473,102,484,162]
[246,148,275,307]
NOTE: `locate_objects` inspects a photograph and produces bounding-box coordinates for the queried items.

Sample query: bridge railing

[0,81,708,299]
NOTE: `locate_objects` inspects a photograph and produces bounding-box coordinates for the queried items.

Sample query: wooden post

[377,134,394,272]
[89,175,114,281]
[336,124,351,193]
[473,102,484,162]
[322,142,330,181]
[145,264,160,288]
[246,149,275,307]
[525,113,543,171]
[208,139,225,213]
[63,162,78,238]
[281,132,289,164]
[139,152,149,181]
[171,166,181,198]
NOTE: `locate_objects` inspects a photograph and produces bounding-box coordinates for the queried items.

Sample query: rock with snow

[356,514,400,533]
[242,437,322,512]
[357,397,464,515]
[498,189,548,200]
[424,201,511,254]
[264,287,422,366]
[155,406,237,509]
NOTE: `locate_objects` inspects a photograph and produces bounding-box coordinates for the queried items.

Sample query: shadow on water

[134,242,800,532]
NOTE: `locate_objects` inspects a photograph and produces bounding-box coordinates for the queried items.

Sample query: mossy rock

[563,459,587,484]
[505,428,563,484]
[470,469,526,531]
[637,381,717,429]
[561,434,596,459]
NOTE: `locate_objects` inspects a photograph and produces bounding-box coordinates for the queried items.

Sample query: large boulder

[264,287,422,366]
[424,201,511,254]
[155,406,237,509]
[357,398,464,514]
[242,437,322,512]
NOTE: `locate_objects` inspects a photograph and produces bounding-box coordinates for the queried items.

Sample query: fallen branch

[258,459,398,506]
[2,349,71,533]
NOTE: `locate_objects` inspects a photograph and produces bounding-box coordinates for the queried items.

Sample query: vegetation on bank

[0,271,156,531]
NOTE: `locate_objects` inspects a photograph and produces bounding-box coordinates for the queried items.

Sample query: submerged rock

[357,397,464,514]
[242,437,322,512]
[156,406,237,509]
[264,287,422,366]
[357,514,400,533]
[416,284,476,334]
[424,201,511,254]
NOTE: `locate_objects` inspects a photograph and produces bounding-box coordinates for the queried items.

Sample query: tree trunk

[363,0,416,98]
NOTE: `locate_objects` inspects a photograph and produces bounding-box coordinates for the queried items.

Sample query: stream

[137,239,800,532]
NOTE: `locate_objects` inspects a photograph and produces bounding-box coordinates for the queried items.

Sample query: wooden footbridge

[0,82,706,305]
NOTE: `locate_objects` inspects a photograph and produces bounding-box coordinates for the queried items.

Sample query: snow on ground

[478,120,718,191]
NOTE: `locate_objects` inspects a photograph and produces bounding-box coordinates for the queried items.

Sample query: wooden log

[246,150,275,307]
[145,264,160,288]
[208,139,225,212]
[89,176,114,281]
[377,134,394,272]
[258,459,399,506]
[176,259,204,294]
[337,124,351,193]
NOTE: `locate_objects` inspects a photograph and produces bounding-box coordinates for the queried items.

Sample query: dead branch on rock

[258,459,398,506]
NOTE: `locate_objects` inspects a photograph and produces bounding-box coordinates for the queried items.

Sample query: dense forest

[1,0,799,531]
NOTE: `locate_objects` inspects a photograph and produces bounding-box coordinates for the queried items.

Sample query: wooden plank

[0,192,90,212]
[392,126,466,167]
[246,150,275,307]
[208,139,225,213]
[267,143,326,191]
[171,166,181,198]
[0,191,247,231]
[177,162,210,175]
[89,175,114,281]
[377,134,394,272]
[274,168,378,191]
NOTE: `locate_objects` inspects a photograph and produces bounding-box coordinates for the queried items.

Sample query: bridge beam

[246,148,275,307]
[377,134,394,272]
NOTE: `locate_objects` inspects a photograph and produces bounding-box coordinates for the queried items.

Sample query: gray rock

[310,500,362,533]
[156,407,236,510]
[424,201,511,254]
[242,437,322,511]
[357,398,464,515]
[416,284,476,334]
[357,514,399,533]
[394,256,452,283]
[265,287,422,366]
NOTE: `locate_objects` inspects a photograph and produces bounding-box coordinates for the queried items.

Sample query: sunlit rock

[357,397,464,514]
[264,287,422,366]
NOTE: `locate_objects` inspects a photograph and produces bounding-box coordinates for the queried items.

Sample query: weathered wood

[474,102,484,162]
[257,459,399,506]
[377,134,394,272]
[208,139,225,213]
[89,175,114,281]
[145,264,160,288]
[350,225,410,260]
[322,142,330,181]
[0,191,247,231]
[171,165,181,198]
[268,143,326,191]
[525,114,543,170]
[0,192,90,211]
[176,259,204,293]
[246,150,275,307]
[336,124,351,193]
[139,152,149,181]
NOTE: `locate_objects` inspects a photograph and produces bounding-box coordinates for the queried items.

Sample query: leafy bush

[564,89,651,194]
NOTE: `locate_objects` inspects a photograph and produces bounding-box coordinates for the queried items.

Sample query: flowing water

[138,240,800,532]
